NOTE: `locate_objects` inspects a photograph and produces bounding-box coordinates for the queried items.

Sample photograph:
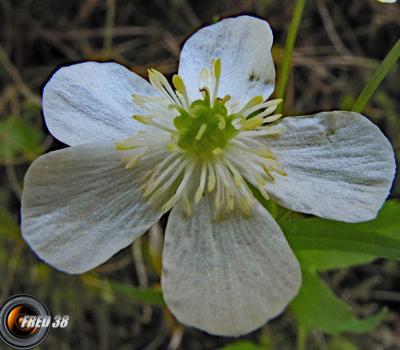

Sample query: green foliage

[294,250,375,272]
[0,208,20,239]
[355,200,399,238]
[275,0,306,113]
[352,39,400,113]
[0,115,43,161]
[290,270,387,334]
[327,336,358,350]
[83,276,165,306]
[274,200,400,340]
[281,201,400,261]
[221,341,265,350]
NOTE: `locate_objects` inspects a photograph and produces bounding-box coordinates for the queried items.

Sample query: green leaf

[295,250,375,272]
[356,200,399,238]
[291,270,386,334]
[0,208,20,239]
[327,336,358,350]
[352,39,400,113]
[275,0,307,114]
[0,116,43,161]
[281,201,400,260]
[221,341,264,350]
[82,276,165,306]
[106,280,165,305]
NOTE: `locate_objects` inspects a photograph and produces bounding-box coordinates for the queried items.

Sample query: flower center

[115,58,287,219]
[173,94,238,158]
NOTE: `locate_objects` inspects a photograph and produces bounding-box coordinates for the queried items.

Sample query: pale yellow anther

[210,58,222,104]
[125,155,141,169]
[214,190,222,215]
[234,172,243,187]
[227,191,234,211]
[207,162,216,192]
[238,95,264,114]
[161,194,177,213]
[154,69,170,86]
[183,193,192,216]
[270,165,288,177]
[172,75,186,95]
[261,165,276,181]
[147,69,160,88]
[264,98,283,107]
[115,136,137,150]
[258,185,270,201]
[264,114,282,123]
[133,115,174,133]
[219,95,231,104]
[241,116,264,130]
[133,115,151,124]
[214,58,221,80]
[132,94,144,107]
[199,68,210,92]
[224,158,243,188]
[208,177,216,192]
[254,173,267,186]
[255,149,278,160]
[115,143,133,151]
[265,125,285,135]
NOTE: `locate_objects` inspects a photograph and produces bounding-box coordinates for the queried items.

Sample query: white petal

[43,62,158,146]
[161,195,301,336]
[21,142,162,274]
[264,111,396,222]
[178,15,275,105]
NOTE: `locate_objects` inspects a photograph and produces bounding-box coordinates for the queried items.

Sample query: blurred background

[0,0,399,349]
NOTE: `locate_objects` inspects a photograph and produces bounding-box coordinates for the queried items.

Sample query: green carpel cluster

[173,94,238,158]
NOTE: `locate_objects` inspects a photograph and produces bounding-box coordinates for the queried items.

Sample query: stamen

[199,68,211,96]
[148,69,181,106]
[115,136,138,150]
[237,95,264,115]
[147,161,186,203]
[161,161,195,213]
[125,154,142,169]
[133,115,174,133]
[240,125,285,137]
[211,58,221,103]
[195,162,207,203]
[143,157,183,197]
[241,116,264,131]
[207,160,216,192]
[264,114,283,123]
[172,74,190,107]
[182,191,192,216]
[242,99,282,118]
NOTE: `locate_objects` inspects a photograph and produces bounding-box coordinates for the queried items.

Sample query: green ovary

[173,95,238,158]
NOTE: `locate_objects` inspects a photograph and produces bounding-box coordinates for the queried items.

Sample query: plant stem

[103,0,116,54]
[276,0,306,114]
[296,325,307,350]
[352,39,400,113]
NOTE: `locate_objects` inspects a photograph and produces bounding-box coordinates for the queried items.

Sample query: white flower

[21,15,395,336]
